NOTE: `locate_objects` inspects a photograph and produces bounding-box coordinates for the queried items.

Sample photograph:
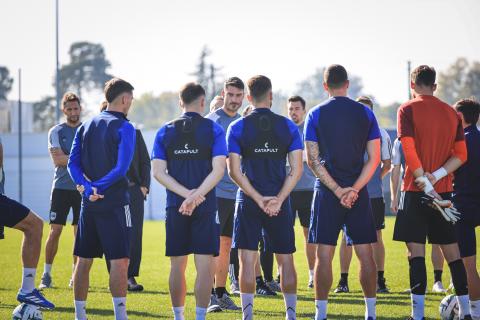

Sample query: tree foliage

[57,41,113,100]
[437,58,480,105]
[0,66,14,101]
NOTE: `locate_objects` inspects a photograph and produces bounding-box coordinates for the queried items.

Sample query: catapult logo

[174,143,199,155]
[254,142,278,153]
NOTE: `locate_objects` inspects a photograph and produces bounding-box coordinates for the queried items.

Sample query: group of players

[0,63,479,320]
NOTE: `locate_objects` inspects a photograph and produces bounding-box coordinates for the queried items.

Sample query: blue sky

[2,0,479,106]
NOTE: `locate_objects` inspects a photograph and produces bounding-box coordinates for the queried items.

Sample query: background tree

[191,45,222,106]
[0,66,14,101]
[57,41,113,100]
[295,67,365,108]
[128,91,180,129]
[32,96,56,132]
[437,57,480,104]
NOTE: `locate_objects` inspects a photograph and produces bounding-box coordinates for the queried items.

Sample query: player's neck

[106,105,127,115]
[221,106,237,118]
[65,120,80,127]
[328,89,348,97]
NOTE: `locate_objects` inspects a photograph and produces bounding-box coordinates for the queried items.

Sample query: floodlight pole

[55,0,61,122]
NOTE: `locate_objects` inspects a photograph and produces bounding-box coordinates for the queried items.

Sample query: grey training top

[48,123,81,190]
[206,108,241,199]
[291,122,316,192]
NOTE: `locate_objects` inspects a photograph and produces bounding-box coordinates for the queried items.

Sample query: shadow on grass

[51,306,168,318]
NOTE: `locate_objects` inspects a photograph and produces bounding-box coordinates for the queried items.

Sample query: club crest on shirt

[174,143,199,155]
[254,141,278,153]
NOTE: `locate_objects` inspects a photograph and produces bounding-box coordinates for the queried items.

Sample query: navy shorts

[232,196,296,254]
[309,186,377,246]
[454,196,480,258]
[290,191,314,228]
[165,207,220,257]
[49,189,81,225]
[0,194,30,228]
[393,192,457,245]
[74,205,132,260]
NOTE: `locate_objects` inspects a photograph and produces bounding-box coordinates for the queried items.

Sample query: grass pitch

[1,217,477,319]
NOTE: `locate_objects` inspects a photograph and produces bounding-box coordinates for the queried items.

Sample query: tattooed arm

[305,141,356,207]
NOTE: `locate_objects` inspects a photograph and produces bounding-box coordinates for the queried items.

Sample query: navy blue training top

[454,125,480,198]
[227,108,303,199]
[304,96,380,189]
[68,111,136,209]
[151,112,227,212]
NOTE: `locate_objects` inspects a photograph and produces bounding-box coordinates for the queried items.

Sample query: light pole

[55,0,60,122]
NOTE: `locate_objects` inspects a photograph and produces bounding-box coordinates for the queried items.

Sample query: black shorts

[370,197,386,230]
[290,191,313,228]
[0,194,30,228]
[50,189,81,225]
[453,196,480,258]
[217,197,235,237]
[393,191,457,245]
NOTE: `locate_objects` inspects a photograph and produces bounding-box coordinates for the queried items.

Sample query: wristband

[432,167,447,183]
[417,176,434,193]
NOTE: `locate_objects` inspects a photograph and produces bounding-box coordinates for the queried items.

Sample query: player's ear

[269,90,273,101]
[323,82,329,92]
[410,81,415,90]
[247,94,253,103]
[344,80,350,90]
[220,89,225,97]
[200,96,205,108]
[432,83,437,92]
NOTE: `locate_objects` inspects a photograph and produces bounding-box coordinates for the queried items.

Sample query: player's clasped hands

[179,189,206,216]
[334,186,359,209]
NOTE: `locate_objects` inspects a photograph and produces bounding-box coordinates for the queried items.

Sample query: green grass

[0,217,477,319]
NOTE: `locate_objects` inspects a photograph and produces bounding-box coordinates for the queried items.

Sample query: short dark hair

[454,98,480,125]
[247,75,272,101]
[324,64,348,89]
[356,96,373,109]
[62,92,80,108]
[411,65,436,87]
[288,95,306,109]
[104,78,134,103]
[224,77,244,90]
[179,82,205,105]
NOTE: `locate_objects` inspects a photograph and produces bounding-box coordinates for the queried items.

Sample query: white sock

[364,297,376,319]
[457,294,470,318]
[21,268,36,294]
[44,263,52,275]
[283,293,297,320]
[470,299,480,317]
[172,306,185,320]
[195,306,207,320]
[411,294,425,320]
[241,293,254,319]
[309,269,314,281]
[112,297,127,320]
[74,300,87,320]
[315,300,327,320]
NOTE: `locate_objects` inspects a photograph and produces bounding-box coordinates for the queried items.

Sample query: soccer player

[227,75,303,320]
[205,77,244,311]
[0,194,55,310]
[68,78,136,320]
[335,96,392,294]
[286,95,316,289]
[453,98,480,319]
[39,92,82,289]
[390,138,446,293]
[393,65,472,320]
[151,82,227,320]
[304,64,380,320]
